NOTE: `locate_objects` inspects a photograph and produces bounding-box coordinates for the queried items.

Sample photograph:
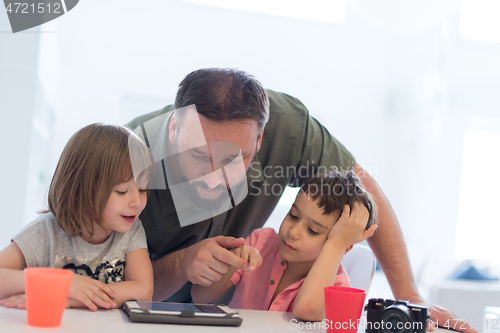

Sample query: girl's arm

[0,242,27,299]
[102,248,153,307]
[293,204,377,321]
[68,248,154,310]
[191,246,262,304]
[0,242,118,311]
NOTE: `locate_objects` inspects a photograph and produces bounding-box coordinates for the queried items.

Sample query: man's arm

[151,236,253,301]
[151,249,188,301]
[191,244,262,304]
[354,163,477,333]
[354,163,417,300]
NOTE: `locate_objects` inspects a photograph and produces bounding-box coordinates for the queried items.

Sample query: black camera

[366,298,430,333]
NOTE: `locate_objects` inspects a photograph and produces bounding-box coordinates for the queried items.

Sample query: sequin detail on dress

[55,250,126,283]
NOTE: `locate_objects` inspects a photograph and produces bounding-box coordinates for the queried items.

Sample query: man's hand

[0,294,26,309]
[180,236,247,286]
[68,274,117,311]
[328,203,377,248]
[407,295,478,333]
[230,245,263,272]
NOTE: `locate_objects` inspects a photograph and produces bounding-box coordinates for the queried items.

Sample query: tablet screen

[136,302,227,315]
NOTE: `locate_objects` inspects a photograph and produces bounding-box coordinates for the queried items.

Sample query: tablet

[123,301,243,326]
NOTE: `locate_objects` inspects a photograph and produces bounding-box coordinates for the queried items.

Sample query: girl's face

[278,193,340,264]
[101,177,148,234]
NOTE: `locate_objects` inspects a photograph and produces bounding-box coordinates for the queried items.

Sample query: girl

[192,170,378,321]
[0,123,154,311]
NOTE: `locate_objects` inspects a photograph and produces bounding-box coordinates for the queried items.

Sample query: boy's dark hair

[300,170,378,229]
[174,68,270,131]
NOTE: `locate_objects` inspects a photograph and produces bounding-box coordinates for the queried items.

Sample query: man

[126,68,476,333]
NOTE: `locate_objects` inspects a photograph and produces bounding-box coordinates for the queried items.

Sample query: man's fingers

[204,259,229,276]
[455,320,476,333]
[213,246,247,269]
[194,277,212,287]
[437,318,477,333]
[214,236,244,249]
[428,302,478,333]
[438,321,475,333]
[198,265,224,283]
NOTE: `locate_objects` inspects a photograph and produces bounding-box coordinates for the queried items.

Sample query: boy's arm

[293,204,376,321]
[293,241,346,321]
[0,242,27,300]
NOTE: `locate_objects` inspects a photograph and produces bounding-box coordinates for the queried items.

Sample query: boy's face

[278,193,341,264]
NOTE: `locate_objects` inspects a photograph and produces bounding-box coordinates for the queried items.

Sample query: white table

[429,280,500,331]
[0,306,451,333]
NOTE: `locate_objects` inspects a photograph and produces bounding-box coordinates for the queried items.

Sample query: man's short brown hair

[174,68,270,131]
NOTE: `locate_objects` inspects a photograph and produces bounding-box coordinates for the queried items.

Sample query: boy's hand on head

[68,274,117,311]
[0,294,26,309]
[328,203,377,249]
[230,246,262,272]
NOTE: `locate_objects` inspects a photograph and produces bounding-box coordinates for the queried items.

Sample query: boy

[191,170,378,321]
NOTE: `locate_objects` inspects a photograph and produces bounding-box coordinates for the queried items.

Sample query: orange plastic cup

[324,286,366,333]
[25,267,73,327]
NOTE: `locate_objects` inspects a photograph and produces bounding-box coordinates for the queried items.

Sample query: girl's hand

[0,294,26,309]
[230,246,262,272]
[68,274,117,311]
[328,203,377,248]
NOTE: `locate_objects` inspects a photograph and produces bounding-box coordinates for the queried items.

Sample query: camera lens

[379,304,413,333]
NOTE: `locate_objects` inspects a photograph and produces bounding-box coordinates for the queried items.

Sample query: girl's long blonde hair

[45,123,151,238]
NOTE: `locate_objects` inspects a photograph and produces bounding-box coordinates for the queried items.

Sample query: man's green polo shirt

[125,89,356,260]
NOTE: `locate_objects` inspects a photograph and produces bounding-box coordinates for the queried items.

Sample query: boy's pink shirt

[229,228,350,312]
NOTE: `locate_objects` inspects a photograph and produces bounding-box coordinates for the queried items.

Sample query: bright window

[456,125,500,266]
[184,0,347,23]
[459,0,500,43]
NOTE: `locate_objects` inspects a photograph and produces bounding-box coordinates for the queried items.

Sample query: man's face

[169,108,263,208]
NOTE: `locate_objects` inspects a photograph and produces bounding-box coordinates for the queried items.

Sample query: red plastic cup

[324,286,366,333]
[25,267,73,327]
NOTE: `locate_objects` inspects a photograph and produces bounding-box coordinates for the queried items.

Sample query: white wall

[0,10,41,247]
[1,1,500,283]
